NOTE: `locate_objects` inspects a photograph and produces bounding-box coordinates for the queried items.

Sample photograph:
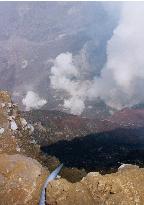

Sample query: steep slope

[23,108,144,177]
[108,108,144,128]
[22,107,144,145]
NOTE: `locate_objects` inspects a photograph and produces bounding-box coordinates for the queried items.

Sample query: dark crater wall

[41,127,144,174]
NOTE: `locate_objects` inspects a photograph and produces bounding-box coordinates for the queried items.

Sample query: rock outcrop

[0,90,40,158]
[0,153,144,205]
[46,165,144,205]
[0,90,49,205]
[0,91,18,153]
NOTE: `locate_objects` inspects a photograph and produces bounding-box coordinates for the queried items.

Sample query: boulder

[0,153,47,205]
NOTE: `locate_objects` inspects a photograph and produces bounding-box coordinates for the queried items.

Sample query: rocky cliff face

[0,90,49,204]
[0,90,144,205]
[0,90,18,153]
[0,90,30,153]
[0,90,44,160]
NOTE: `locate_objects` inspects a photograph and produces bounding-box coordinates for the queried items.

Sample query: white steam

[50,52,90,115]
[22,91,47,111]
[50,3,144,115]
[64,97,85,115]
[93,2,144,108]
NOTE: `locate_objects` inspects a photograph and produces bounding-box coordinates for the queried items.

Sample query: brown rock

[0,153,48,205]
[0,91,11,103]
[46,165,144,205]
[0,90,40,159]
[0,91,18,153]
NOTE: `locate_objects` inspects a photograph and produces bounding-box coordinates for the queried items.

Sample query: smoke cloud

[50,2,144,115]
[22,91,47,111]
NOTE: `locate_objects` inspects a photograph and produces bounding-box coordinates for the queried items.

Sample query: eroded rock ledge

[46,165,144,205]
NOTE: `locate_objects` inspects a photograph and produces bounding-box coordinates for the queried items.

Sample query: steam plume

[50,52,90,115]
[92,2,144,108]
[50,3,144,115]
[22,91,47,111]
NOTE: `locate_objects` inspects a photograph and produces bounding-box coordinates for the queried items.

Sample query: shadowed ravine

[41,127,144,174]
